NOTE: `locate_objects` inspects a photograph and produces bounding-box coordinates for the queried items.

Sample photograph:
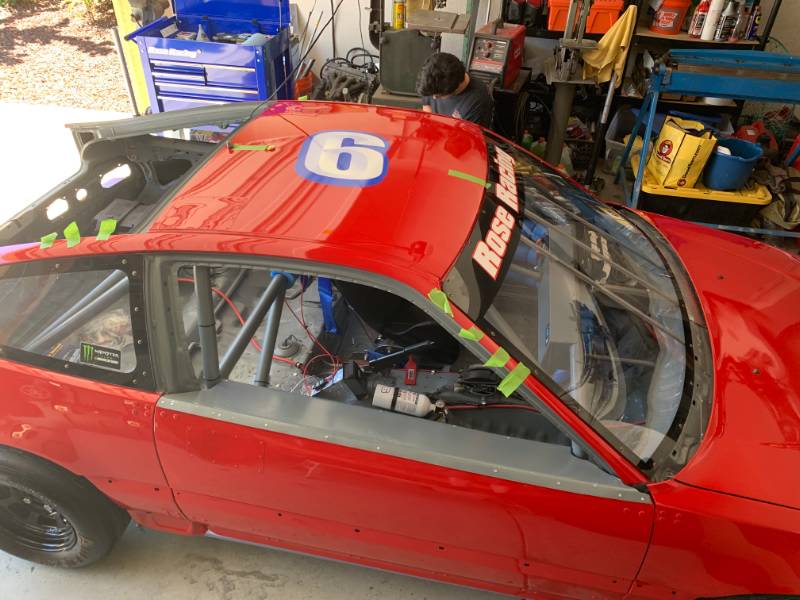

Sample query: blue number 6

[296,131,390,187]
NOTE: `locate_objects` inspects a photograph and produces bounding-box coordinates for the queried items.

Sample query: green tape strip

[63,221,80,248]
[497,362,531,398]
[97,219,117,241]
[40,232,57,249]
[298,95,309,101]
[427,288,453,317]
[458,326,484,341]
[228,143,275,152]
[484,347,510,368]
[448,169,488,188]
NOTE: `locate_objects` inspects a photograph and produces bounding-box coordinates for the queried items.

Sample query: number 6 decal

[296,131,390,187]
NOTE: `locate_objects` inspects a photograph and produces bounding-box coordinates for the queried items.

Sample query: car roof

[147,102,489,281]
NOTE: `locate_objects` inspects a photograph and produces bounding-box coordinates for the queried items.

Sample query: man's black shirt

[422,77,494,128]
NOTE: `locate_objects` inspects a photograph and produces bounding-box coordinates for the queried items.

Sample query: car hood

[647,214,800,510]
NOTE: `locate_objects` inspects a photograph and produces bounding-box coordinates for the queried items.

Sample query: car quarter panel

[154,383,654,599]
[0,360,181,518]
[633,480,800,599]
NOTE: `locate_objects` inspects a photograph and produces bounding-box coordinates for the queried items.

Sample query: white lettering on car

[472,146,520,279]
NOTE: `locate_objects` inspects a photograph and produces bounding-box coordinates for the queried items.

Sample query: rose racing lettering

[472,146,521,279]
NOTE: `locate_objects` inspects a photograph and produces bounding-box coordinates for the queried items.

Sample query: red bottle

[689,0,711,38]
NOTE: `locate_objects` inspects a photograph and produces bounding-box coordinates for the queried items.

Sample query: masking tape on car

[458,326,484,341]
[97,219,117,241]
[63,222,81,248]
[497,362,531,398]
[428,288,453,317]
[484,347,510,368]
[299,96,309,101]
[228,144,276,152]
[447,169,491,189]
[40,232,57,249]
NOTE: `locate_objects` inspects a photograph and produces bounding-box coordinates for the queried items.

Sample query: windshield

[443,133,700,469]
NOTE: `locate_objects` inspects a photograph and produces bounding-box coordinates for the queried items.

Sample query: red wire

[284,286,339,371]
[177,278,295,365]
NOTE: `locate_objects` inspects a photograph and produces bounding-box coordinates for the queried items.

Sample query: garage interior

[1,0,799,598]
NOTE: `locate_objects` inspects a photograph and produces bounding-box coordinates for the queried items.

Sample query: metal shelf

[634,24,759,47]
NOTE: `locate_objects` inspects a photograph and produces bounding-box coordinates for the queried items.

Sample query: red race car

[0,102,798,599]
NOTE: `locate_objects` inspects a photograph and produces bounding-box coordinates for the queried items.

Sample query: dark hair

[416,53,466,97]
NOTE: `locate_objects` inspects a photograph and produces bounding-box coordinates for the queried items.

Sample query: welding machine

[468,21,526,90]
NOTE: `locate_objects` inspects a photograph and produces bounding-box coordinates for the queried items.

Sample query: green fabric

[497,362,531,398]
[484,347,510,368]
[427,288,453,317]
[448,169,488,188]
[63,222,80,248]
[40,232,58,249]
[458,326,484,341]
[97,219,117,241]
[228,143,275,152]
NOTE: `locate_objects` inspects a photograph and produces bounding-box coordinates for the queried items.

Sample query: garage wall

[760,0,799,54]
[293,0,501,71]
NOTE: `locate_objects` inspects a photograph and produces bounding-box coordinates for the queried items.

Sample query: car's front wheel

[0,447,130,568]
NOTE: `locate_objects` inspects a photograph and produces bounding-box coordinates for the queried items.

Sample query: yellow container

[393,0,407,29]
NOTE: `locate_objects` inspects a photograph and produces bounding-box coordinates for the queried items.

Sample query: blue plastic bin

[127,0,292,113]
[703,138,763,191]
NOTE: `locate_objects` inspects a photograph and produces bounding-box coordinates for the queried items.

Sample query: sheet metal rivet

[131,271,137,277]
[492,468,499,473]
[376,446,381,450]
[132,379,137,384]
[121,259,127,265]
[752,368,760,375]
[134,306,140,312]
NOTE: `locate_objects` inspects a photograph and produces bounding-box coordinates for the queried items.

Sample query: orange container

[294,72,315,99]
[650,0,691,35]
[547,0,624,34]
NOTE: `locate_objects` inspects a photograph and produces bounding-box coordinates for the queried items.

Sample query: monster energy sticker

[80,342,122,370]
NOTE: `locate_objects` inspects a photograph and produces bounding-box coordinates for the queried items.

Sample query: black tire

[0,447,130,568]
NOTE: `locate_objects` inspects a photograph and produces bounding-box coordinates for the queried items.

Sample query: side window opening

[175,264,570,447]
[0,268,137,374]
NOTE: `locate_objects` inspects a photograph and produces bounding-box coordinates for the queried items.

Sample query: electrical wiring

[177,278,297,366]
[445,404,540,413]
[284,285,341,392]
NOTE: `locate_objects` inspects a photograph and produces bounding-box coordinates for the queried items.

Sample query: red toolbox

[548,0,624,34]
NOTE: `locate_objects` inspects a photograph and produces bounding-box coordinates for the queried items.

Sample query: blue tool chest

[127,0,292,113]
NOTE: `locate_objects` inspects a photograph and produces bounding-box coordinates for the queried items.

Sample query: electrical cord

[330,0,337,57]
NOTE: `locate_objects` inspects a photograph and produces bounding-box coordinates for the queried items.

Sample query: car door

[150,256,653,599]
[0,254,181,520]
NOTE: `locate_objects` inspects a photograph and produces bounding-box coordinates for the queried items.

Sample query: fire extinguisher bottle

[689,0,711,38]
[701,0,725,40]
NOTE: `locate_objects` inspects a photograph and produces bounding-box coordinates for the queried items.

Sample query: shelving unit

[633,23,759,46]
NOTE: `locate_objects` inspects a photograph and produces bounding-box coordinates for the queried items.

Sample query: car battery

[127,0,292,113]
[468,22,526,90]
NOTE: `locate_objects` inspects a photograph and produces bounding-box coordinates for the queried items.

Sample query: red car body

[0,102,798,598]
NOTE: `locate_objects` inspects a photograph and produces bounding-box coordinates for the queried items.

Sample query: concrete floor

[0,102,506,599]
[1,525,505,600]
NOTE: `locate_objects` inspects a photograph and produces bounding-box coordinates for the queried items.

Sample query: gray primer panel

[159,381,650,504]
